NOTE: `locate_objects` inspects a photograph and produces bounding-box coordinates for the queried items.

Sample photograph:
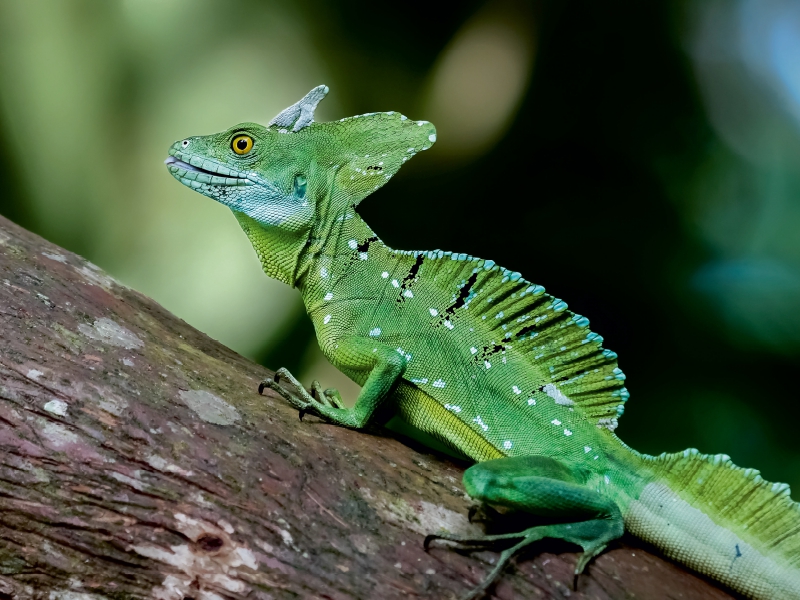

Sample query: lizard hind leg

[427,455,624,600]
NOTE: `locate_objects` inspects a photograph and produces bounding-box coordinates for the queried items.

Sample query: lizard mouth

[164,155,251,185]
[164,156,212,174]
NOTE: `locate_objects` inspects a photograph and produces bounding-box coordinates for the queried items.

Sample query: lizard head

[165,85,437,231]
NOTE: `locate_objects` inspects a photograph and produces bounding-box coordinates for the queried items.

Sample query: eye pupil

[232,135,253,155]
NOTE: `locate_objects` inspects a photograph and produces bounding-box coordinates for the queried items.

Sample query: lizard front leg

[259,337,406,429]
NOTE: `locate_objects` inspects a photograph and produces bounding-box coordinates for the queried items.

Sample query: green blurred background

[1,0,799,490]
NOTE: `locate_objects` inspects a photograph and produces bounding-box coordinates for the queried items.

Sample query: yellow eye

[232,134,253,155]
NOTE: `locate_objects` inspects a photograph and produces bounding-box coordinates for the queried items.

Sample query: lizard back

[304,232,628,464]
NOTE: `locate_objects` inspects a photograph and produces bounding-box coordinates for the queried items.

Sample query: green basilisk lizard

[165,85,800,599]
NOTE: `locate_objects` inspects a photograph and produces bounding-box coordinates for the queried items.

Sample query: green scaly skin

[165,86,800,600]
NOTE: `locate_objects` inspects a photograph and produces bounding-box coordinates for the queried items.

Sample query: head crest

[268,85,329,132]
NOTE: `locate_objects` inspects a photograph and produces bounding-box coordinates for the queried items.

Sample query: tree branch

[0,215,734,600]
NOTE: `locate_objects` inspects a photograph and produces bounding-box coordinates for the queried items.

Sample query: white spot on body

[403,290,414,298]
[432,379,446,388]
[391,279,400,288]
[596,417,619,432]
[564,429,573,436]
[359,252,369,260]
[512,385,521,395]
[369,327,382,337]
[503,440,512,450]
[444,320,453,329]
[178,390,240,426]
[470,347,478,354]
[551,419,562,426]
[444,403,462,413]
[484,360,491,369]
[543,383,574,406]
[473,416,489,431]
[321,267,329,278]
[324,292,333,301]
[527,398,536,405]
[429,308,438,316]
[348,239,358,249]
[584,446,592,453]
[381,271,389,278]
[323,315,332,324]
[27,369,44,380]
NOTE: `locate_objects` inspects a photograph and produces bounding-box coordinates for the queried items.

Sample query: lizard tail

[624,449,800,599]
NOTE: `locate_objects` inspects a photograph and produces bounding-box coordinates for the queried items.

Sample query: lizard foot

[309,380,346,409]
[259,368,345,421]
[425,519,616,600]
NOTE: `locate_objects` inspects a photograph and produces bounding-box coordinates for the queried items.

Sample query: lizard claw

[258,367,356,428]
[259,369,314,413]
[468,504,480,523]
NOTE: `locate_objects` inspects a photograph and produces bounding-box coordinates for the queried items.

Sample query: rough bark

[0,214,736,600]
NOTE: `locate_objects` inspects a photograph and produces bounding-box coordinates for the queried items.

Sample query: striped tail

[624,449,800,599]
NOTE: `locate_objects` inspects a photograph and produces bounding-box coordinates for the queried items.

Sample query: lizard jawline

[164,156,247,182]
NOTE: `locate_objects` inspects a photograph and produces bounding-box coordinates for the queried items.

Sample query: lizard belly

[393,381,503,462]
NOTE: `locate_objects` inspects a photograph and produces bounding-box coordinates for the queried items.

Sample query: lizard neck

[294,202,380,301]
[232,210,311,287]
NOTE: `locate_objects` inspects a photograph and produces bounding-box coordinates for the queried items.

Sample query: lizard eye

[232,135,253,155]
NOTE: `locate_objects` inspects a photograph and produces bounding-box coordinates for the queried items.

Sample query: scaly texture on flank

[627,450,800,598]
[395,249,629,430]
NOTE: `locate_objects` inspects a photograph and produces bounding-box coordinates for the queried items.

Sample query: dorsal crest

[391,249,630,431]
